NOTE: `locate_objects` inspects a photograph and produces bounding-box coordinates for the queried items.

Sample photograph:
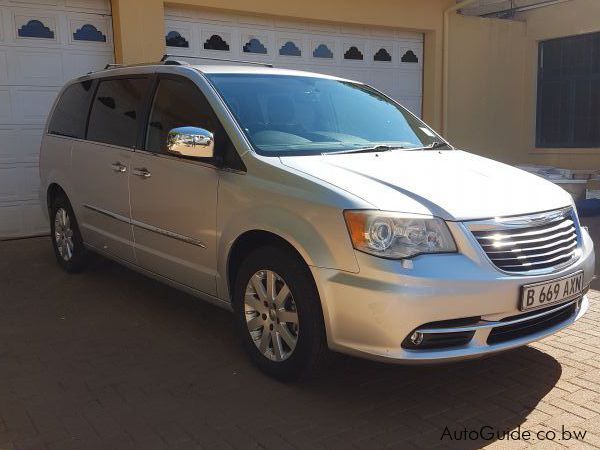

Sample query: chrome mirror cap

[166,126,214,159]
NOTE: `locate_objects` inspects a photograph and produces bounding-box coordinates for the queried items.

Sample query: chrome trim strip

[83,204,206,248]
[475,219,573,240]
[83,204,130,223]
[132,219,206,248]
[478,227,576,247]
[485,235,577,254]
[491,241,577,261]
[466,207,572,231]
[417,298,580,334]
[499,249,578,269]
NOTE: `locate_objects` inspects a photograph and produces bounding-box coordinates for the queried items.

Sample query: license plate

[520,271,584,311]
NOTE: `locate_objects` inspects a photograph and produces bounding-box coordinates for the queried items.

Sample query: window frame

[84,74,153,150]
[139,73,232,168]
[536,31,600,148]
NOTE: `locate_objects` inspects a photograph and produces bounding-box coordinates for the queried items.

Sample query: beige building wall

[110,0,454,131]
[445,13,528,163]
[112,0,165,64]
[446,0,600,169]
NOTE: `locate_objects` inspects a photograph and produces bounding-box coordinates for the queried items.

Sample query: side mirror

[166,126,214,159]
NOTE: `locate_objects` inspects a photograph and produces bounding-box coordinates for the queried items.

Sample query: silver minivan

[39,59,595,380]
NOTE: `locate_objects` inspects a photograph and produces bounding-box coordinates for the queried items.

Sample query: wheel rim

[54,207,74,262]
[244,270,299,362]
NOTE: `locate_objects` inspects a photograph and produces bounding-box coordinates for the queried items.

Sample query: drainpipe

[443,0,478,136]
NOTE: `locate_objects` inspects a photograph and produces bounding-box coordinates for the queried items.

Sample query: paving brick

[2,235,600,449]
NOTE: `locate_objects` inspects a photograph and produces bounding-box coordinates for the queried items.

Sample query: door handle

[111,162,127,173]
[132,168,151,179]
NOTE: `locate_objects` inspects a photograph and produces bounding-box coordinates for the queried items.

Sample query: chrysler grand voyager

[39,58,595,380]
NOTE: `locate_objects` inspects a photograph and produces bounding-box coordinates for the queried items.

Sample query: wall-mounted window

[18,19,54,39]
[374,48,392,62]
[204,34,229,51]
[344,46,363,60]
[243,38,267,54]
[280,41,301,57]
[401,50,418,63]
[73,24,106,42]
[537,32,600,148]
[166,31,189,48]
[313,44,333,59]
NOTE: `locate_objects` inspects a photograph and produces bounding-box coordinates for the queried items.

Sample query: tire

[50,194,87,273]
[233,245,329,381]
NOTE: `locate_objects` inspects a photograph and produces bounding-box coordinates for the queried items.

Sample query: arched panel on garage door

[0,0,114,238]
[163,7,423,115]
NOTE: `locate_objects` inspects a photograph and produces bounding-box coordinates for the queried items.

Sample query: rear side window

[87,77,150,148]
[48,80,94,139]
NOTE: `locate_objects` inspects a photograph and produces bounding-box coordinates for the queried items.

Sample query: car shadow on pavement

[299,349,560,449]
[0,237,562,450]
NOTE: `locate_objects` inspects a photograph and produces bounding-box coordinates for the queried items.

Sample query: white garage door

[164,7,423,115]
[0,0,113,238]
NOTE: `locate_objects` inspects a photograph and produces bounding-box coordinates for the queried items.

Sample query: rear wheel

[233,246,329,381]
[50,194,87,273]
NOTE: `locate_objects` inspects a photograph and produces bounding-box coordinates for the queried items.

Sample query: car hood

[279,150,572,221]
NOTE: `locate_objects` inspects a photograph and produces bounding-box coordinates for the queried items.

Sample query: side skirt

[84,243,233,312]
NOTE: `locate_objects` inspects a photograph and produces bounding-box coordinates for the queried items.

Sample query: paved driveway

[1,227,600,449]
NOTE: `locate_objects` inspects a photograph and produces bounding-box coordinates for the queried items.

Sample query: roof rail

[161,54,273,68]
[162,59,190,66]
[104,63,123,70]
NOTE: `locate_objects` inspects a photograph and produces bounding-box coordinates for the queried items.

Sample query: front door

[72,77,151,262]
[129,75,220,295]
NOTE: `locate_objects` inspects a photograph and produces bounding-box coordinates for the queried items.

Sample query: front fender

[216,170,361,302]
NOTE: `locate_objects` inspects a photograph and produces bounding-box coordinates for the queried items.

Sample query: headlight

[343,210,457,259]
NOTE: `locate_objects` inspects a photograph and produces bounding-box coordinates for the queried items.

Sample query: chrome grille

[469,208,580,273]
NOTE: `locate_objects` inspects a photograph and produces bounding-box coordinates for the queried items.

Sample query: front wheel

[233,246,329,381]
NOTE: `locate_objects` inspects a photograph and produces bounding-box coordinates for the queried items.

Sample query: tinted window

[87,78,150,148]
[145,77,223,154]
[537,32,600,148]
[48,80,94,138]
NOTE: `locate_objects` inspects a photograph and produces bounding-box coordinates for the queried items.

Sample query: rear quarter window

[48,80,95,139]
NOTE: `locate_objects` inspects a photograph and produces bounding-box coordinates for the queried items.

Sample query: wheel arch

[225,229,332,349]
[226,229,313,303]
[47,183,67,211]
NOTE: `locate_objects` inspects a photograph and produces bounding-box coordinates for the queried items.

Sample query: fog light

[410,331,424,345]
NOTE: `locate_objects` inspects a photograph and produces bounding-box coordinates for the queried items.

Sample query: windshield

[206,74,447,156]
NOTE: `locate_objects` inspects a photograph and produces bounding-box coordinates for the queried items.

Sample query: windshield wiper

[408,141,451,151]
[323,145,404,155]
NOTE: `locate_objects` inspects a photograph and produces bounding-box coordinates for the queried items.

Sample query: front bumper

[311,223,595,363]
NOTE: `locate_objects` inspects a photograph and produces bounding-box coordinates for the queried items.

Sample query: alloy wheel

[244,270,299,361]
[54,207,74,261]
